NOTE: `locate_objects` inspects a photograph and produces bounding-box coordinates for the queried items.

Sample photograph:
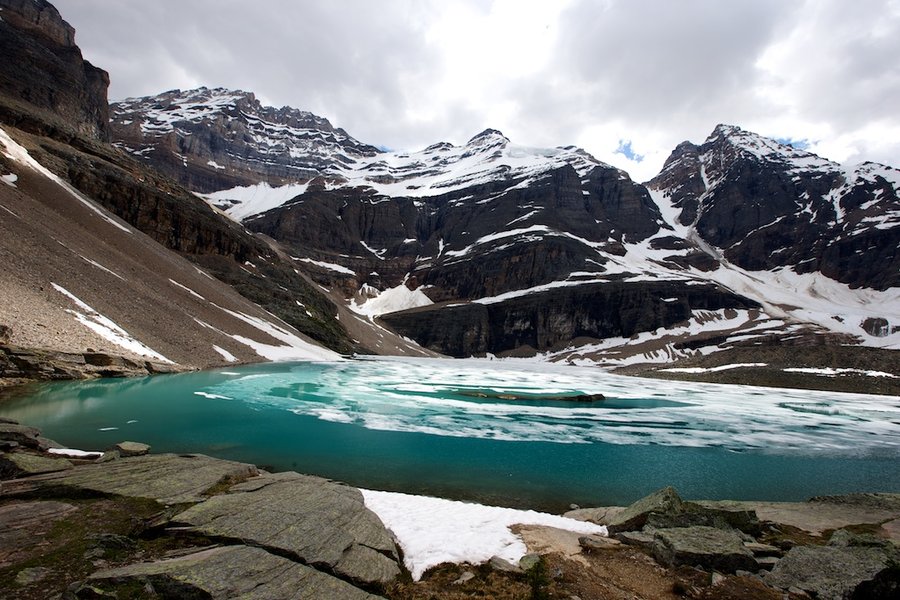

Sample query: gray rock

[15,566,51,585]
[82,545,383,599]
[0,451,73,478]
[563,505,626,525]
[755,556,780,571]
[606,486,686,534]
[0,423,44,449]
[452,571,476,585]
[171,472,400,587]
[519,553,542,571]
[742,541,782,556]
[0,453,258,504]
[579,534,621,551]
[652,526,759,573]
[112,441,150,457]
[488,555,522,573]
[765,545,900,600]
[613,530,656,551]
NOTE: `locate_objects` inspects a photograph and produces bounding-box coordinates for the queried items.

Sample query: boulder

[112,441,150,457]
[0,451,72,479]
[170,472,401,587]
[651,526,759,573]
[80,545,383,599]
[488,555,522,573]
[612,530,656,551]
[0,423,44,449]
[765,545,900,600]
[563,506,625,524]
[605,486,686,534]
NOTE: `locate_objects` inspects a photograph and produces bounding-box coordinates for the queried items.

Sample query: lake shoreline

[2,418,899,599]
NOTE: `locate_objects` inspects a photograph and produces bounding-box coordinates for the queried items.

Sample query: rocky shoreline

[1,419,898,599]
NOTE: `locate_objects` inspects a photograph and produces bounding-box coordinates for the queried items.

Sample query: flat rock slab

[112,441,150,457]
[0,500,77,566]
[765,545,900,600]
[652,526,758,573]
[0,451,72,478]
[82,545,383,600]
[697,496,900,540]
[171,472,401,586]
[0,453,258,505]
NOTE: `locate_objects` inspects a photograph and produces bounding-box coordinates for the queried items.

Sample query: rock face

[171,471,402,587]
[82,545,384,600]
[0,0,109,140]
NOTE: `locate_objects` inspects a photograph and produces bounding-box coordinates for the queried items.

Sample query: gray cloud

[53,0,900,179]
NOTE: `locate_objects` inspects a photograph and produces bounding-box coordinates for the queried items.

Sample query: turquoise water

[2,357,898,510]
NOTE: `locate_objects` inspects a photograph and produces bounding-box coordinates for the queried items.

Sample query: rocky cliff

[647,124,900,291]
[0,0,109,141]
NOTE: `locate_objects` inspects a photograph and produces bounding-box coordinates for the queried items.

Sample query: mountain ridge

[108,87,900,366]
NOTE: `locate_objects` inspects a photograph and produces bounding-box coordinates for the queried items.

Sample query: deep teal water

[2,357,898,510]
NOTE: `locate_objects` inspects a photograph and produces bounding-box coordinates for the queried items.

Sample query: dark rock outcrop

[0,0,109,140]
[381,281,758,357]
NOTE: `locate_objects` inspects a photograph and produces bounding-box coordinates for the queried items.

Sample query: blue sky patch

[615,139,644,162]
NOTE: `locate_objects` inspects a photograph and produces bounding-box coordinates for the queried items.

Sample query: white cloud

[53,0,900,182]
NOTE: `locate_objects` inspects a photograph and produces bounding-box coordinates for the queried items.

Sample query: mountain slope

[0,0,434,378]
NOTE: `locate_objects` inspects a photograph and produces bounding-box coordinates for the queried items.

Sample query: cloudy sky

[54,0,899,181]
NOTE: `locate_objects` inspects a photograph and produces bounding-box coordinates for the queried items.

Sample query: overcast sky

[53,0,899,182]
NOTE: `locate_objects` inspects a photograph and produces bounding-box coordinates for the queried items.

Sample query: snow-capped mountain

[110,87,380,193]
[647,124,900,290]
[109,89,900,366]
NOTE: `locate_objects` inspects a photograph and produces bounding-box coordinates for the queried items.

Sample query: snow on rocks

[361,488,607,580]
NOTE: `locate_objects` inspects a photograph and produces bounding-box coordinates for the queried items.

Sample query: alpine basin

[3,357,898,510]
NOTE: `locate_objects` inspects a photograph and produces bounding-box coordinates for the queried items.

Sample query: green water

[2,358,898,510]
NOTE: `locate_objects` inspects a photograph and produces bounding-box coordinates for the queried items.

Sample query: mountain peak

[466,128,510,146]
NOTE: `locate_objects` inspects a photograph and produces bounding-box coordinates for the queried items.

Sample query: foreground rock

[0,453,258,504]
[171,471,402,587]
[80,545,383,600]
[652,526,758,573]
[765,544,900,599]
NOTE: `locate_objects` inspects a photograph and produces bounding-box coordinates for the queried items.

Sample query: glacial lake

[2,356,899,510]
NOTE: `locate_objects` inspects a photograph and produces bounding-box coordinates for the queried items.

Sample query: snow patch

[295,257,356,275]
[349,282,433,318]
[199,182,309,221]
[0,127,132,234]
[48,448,102,458]
[212,345,238,363]
[51,283,173,364]
[214,305,341,361]
[361,488,607,580]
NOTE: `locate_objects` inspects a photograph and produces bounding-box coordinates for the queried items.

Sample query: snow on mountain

[109,92,900,365]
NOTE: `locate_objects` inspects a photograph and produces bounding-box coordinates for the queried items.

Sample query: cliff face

[0,0,109,141]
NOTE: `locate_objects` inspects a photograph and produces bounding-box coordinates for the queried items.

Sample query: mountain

[647,124,900,291]
[110,87,380,194]
[0,0,433,379]
[109,87,900,375]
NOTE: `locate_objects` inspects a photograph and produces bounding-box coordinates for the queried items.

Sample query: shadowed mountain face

[108,85,900,363]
